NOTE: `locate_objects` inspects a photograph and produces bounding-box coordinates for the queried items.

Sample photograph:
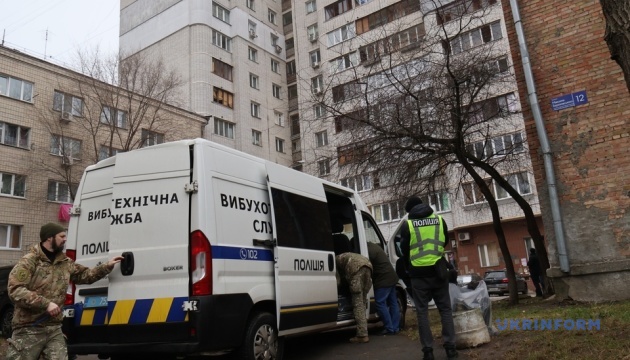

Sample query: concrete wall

[502,0,630,301]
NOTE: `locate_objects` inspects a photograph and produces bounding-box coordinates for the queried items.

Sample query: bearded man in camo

[6,223,123,360]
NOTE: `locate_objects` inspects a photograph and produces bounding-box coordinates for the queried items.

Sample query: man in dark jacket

[400,197,457,360]
[367,242,400,335]
[527,248,543,297]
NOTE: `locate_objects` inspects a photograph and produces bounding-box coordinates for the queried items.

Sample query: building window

[305,0,317,13]
[251,102,261,118]
[288,85,298,99]
[478,243,500,267]
[292,139,301,153]
[355,0,420,35]
[307,24,319,41]
[100,106,128,129]
[315,130,328,147]
[213,2,230,23]
[462,180,490,205]
[274,111,285,126]
[50,135,81,159]
[98,146,122,160]
[340,174,372,192]
[291,114,300,136]
[314,103,326,118]
[421,192,451,213]
[271,59,280,73]
[249,21,257,34]
[212,30,232,52]
[318,159,330,176]
[275,138,285,153]
[247,0,255,10]
[0,224,21,250]
[248,47,258,62]
[141,129,164,147]
[271,35,279,47]
[47,180,77,203]
[327,23,355,47]
[0,121,30,149]
[268,9,277,24]
[213,87,234,108]
[325,0,353,21]
[447,21,503,55]
[53,90,83,116]
[272,83,281,99]
[311,76,324,94]
[249,73,260,89]
[286,60,296,76]
[0,74,33,102]
[214,118,235,139]
[331,52,358,72]
[371,201,404,223]
[437,0,497,25]
[332,81,362,103]
[252,130,262,146]
[285,38,294,50]
[283,12,293,26]
[1,172,26,198]
[213,58,233,81]
[309,49,321,66]
[469,92,518,124]
[467,132,524,160]
[495,172,531,199]
[524,237,535,259]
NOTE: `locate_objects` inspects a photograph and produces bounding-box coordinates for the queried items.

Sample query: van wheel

[234,312,284,360]
[396,291,406,330]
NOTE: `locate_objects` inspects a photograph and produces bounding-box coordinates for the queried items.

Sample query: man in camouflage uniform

[335,252,373,343]
[7,223,123,360]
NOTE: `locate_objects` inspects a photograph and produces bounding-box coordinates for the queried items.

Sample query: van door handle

[121,252,134,276]
[253,239,276,247]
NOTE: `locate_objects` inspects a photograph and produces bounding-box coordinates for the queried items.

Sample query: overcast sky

[1,0,119,66]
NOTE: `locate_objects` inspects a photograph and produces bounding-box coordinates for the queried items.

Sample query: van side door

[265,162,338,335]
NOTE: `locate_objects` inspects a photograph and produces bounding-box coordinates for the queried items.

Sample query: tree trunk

[600,0,630,93]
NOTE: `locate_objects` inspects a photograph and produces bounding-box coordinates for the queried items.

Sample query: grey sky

[1,0,119,65]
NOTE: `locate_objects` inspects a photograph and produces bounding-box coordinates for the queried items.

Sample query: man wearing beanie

[6,223,123,360]
[400,197,457,360]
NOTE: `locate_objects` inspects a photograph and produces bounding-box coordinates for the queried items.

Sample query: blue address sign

[551,90,588,111]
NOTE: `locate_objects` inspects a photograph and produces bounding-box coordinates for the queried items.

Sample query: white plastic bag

[450,280,494,335]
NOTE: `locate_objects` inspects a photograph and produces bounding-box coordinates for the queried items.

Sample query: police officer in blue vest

[400,196,457,360]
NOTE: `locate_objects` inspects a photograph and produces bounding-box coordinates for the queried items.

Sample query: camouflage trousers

[5,326,68,360]
[349,266,373,337]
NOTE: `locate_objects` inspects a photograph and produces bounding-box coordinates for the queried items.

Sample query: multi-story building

[119,0,292,166]
[0,45,206,265]
[118,0,543,277]
[502,0,630,301]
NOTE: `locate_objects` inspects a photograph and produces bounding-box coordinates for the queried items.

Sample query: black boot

[444,344,458,359]
[422,347,434,360]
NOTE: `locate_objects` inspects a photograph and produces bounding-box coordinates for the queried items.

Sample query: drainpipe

[509,0,570,273]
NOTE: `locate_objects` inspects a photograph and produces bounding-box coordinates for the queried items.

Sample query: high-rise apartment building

[120,0,544,276]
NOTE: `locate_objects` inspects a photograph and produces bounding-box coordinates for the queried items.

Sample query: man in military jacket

[6,223,123,360]
[336,251,373,343]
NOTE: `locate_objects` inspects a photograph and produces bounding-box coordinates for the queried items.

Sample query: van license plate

[488,288,498,292]
[84,296,108,308]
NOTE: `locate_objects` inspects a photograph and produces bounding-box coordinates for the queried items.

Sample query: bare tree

[298,0,550,303]
[36,48,184,200]
[600,0,630,93]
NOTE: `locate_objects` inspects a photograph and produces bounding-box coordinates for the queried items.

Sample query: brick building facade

[502,0,630,301]
[0,46,206,265]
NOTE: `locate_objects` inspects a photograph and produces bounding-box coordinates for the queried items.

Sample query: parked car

[483,270,528,295]
[0,264,15,338]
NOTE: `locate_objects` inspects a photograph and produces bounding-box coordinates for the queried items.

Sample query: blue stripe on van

[212,245,274,261]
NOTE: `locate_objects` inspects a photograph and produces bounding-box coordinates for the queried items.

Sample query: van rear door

[265,162,337,335]
[105,143,192,343]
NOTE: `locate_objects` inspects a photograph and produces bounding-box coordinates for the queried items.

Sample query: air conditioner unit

[61,155,74,166]
[309,34,318,42]
[312,87,322,95]
[249,29,257,39]
[312,61,320,69]
[274,45,282,54]
[60,111,73,123]
[458,232,471,242]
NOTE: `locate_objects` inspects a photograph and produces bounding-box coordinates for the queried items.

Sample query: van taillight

[65,249,76,305]
[190,230,212,296]
[502,278,509,283]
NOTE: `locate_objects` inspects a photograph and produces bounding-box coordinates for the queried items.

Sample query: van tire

[234,312,284,360]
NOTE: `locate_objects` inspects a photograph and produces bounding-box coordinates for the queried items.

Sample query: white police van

[62,139,406,360]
